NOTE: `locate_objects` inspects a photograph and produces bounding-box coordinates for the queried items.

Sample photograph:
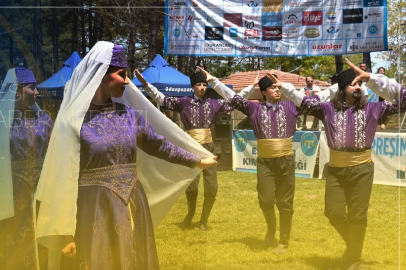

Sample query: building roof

[219,69,331,100]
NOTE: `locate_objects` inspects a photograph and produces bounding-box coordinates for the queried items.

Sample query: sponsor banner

[224,0,244,13]
[344,0,363,7]
[324,9,343,24]
[302,10,323,26]
[236,42,272,55]
[283,10,303,26]
[205,13,224,26]
[168,1,187,13]
[224,13,243,27]
[232,130,321,178]
[226,27,244,39]
[302,0,323,7]
[282,26,304,39]
[167,41,201,55]
[347,38,385,53]
[205,26,224,40]
[343,23,362,38]
[343,8,363,24]
[165,0,388,56]
[319,132,406,187]
[202,41,235,55]
[323,0,343,9]
[363,23,383,38]
[263,0,283,12]
[263,26,283,40]
[272,40,308,55]
[363,7,384,22]
[309,39,346,55]
[323,25,343,39]
[263,12,283,27]
[303,26,323,39]
[243,0,262,14]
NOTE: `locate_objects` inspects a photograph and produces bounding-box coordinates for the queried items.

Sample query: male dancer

[272,59,404,269]
[199,67,334,254]
[136,69,257,230]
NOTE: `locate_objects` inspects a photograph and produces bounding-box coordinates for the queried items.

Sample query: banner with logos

[164,0,387,56]
[232,130,320,178]
[318,131,406,187]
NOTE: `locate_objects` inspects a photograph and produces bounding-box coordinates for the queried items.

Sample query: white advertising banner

[164,0,388,56]
[318,131,406,187]
[232,130,320,178]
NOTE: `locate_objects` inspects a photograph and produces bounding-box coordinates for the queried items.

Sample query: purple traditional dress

[0,110,53,270]
[70,102,200,270]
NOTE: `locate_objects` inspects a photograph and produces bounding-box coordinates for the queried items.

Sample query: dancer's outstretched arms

[266,73,304,107]
[345,58,404,105]
[134,69,165,106]
[198,66,258,101]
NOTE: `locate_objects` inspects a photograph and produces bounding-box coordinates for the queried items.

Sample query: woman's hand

[61,238,77,259]
[196,66,215,82]
[196,156,217,170]
[134,69,148,86]
[344,58,371,85]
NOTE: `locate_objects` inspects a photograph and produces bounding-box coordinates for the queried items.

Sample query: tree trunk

[334,55,343,74]
[71,4,78,53]
[33,0,44,81]
[148,11,158,63]
[51,0,59,72]
[81,7,86,56]
[177,56,184,71]
[363,53,372,72]
[9,35,13,67]
[127,2,137,78]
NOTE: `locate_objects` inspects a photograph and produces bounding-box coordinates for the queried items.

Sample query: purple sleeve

[230,94,255,116]
[217,99,233,112]
[301,96,324,119]
[163,96,183,113]
[135,112,200,168]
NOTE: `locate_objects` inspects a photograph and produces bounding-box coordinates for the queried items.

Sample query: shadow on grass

[221,236,273,251]
[306,255,344,270]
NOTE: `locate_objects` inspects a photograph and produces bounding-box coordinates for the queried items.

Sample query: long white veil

[35,41,211,251]
[0,69,18,220]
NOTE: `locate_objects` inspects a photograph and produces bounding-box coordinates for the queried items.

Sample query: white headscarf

[35,41,210,250]
[0,69,18,220]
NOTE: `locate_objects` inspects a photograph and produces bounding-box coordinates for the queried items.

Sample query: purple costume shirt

[301,93,405,151]
[163,96,232,130]
[231,95,300,139]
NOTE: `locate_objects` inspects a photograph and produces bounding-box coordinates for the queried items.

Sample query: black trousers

[324,161,374,227]
[186,142,218,199]
[257,155,295,213]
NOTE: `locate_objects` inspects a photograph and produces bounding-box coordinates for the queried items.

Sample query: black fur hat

[258,76,273,92]
[190,72,207,87]
[337,69,356,90]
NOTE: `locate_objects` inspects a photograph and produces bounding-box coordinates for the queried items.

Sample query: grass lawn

[155,171,406,270]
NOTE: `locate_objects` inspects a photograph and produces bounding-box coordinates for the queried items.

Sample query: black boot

[274,211,293,254]
[199,197,216,231]
[344,224,366,270]
[182,190,198,229]
[331,222,349,246]
[262,208,276,247]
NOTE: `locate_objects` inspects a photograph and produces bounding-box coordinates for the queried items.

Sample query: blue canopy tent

[132,54,232,98]
[37,51,82,100]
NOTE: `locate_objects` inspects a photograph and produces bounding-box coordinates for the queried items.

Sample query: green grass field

[155,171,406,270]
